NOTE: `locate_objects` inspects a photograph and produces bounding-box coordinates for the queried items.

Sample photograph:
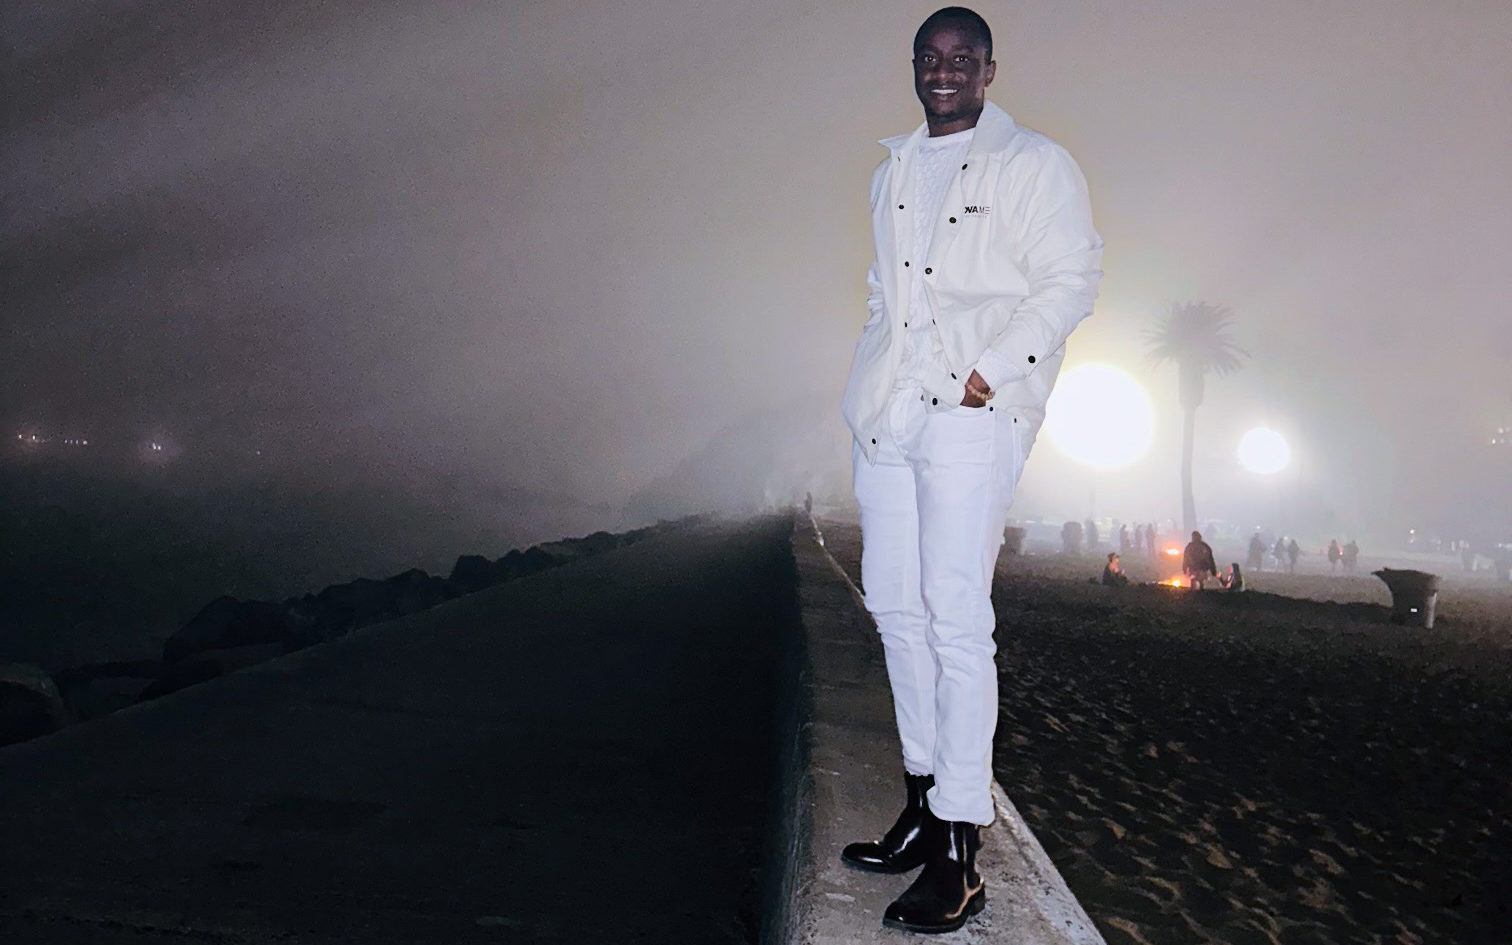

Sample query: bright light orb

[1044,364,1154,469]
[1237,427,1291,475]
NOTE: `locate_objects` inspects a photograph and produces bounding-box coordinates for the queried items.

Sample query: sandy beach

[822,523,1512,945]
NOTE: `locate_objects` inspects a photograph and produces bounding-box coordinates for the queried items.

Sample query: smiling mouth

[931,89,959,96]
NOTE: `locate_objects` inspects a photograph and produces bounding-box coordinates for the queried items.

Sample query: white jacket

[842,102,1103,463]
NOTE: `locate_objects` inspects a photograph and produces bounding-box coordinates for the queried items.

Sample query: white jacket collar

[878,101,1019,156]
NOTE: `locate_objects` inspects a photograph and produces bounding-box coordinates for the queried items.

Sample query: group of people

[1247,532,1301,573]
[1099,529,1246,591]
[1327,538,1361,572]
[1245,533,1362,574]
[1179,530,1244,590]
[1066,519,1162,557]
[1122,522,1161,558]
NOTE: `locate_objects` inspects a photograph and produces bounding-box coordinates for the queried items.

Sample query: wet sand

[822,524,1512,945]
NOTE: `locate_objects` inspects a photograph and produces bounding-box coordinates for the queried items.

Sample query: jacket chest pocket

[931,208,1029,301]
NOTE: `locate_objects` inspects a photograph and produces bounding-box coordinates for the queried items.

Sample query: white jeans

[852,386,1026,826]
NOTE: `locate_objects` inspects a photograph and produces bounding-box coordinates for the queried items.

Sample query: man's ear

[984,61,996,87]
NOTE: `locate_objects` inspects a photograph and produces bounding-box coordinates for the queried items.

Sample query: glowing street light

[1044,363,1155,470]
[1237,427,1291,475]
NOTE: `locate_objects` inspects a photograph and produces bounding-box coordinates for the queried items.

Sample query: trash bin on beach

[1002,526,1026,555]
[1372,568,1441,629]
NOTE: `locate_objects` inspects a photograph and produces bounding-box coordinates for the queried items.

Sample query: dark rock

[533,540,587,562]
[311,577,396,633]
[381,568,454,616]
[1,663,70,747]
[60,676,153,721]
[52,660,163,722]
[165,596,293,664]
[139,643,285,701]
[565,530,624,556]
[52,659,162,690]
[495,546,562,581]
[448,554,498,593]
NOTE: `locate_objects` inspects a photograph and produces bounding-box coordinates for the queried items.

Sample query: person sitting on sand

[1219,562,1245,591]
[1182,531,1218,588]
[1101,552,1129,586]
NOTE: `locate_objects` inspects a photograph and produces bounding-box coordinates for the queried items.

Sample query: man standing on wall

[839,7,1102,933]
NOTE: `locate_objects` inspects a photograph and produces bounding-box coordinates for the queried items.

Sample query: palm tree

[1146,301,1246,534]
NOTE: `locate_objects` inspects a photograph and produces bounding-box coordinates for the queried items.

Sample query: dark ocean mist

[0,452,614,670]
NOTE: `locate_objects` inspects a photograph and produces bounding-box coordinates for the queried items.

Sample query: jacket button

[871,438,877,444]
[1027,355,1036,364]
[949,217,957,223]
[961,163,968,170]
[931,397,938,405]
[903,322,908,327]
[924,267,932,274]
[950,373,957,379]
[903,261,910,267]
[898,204,904,210]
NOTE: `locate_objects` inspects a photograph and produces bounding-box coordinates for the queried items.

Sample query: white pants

[852,386,1027,826]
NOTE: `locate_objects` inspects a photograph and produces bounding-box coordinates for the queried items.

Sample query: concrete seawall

[785,515,1104,944]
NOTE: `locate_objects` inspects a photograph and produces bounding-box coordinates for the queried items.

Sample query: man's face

[913,23,995,133]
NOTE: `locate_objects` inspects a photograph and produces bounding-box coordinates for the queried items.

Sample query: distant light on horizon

[1238,427,1291,475]
[1044,364,1154,470]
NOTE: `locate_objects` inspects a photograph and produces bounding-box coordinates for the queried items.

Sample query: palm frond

[1145,301,1247,375]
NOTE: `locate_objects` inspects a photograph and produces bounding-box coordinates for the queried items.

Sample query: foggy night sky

[4,1,1510,537]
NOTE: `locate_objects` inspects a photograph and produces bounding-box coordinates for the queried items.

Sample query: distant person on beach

[839,6,1102,933]
[1146,523,1158,558]
[1182,531,1218,588]
[1119,523,1132,556]
[1287,538,1300,573]
[1247,533,1265,572]
[1273,535,1286,570]
[1343,539,1359,572]
[1328,539,1342,572]
[1085,517,1099,550]
[1133,523,1145,555]
[1101,552,1129,586]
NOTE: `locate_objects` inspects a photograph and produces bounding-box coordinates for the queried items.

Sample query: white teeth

[932,89,957,94]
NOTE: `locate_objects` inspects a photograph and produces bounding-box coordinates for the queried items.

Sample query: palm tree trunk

[1181,405,1197,534]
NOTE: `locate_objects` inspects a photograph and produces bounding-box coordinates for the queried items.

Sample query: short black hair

[914,7,993,61]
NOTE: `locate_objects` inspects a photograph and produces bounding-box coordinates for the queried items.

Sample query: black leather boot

[882,814,986,934]
[840,772,935,873]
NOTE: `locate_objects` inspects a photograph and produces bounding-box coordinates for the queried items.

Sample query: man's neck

[926,109,983,137]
